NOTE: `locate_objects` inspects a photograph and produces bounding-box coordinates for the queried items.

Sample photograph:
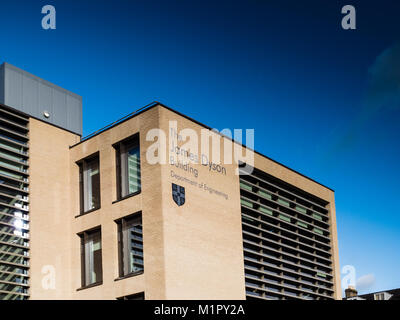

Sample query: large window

[117,213,144,277]
[114,135,141,199]
[80,228,103,287]
[78,154,100,213]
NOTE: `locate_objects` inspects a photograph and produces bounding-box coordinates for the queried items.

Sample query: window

[374,292,391,300]
[241,198,253,208]
[117,213,143,277]
[313,227,324,235]
[277,198,290,207]
[240,181,252,191]
[80,228,103,287]
[312,213,323,221]
[295,205,307,214]
[297,221,308,228]
[278,214,291,223]
[259,206,273,216]
[115,135,141,199]
[258,189,272,200]
[375,293,383,300]
[78,154,100,213]
[117,292,145,300]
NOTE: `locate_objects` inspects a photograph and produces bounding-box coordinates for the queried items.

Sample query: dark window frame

[113,133,141,201]
[115,212,144,278]
[78,226,103,289]
[116,292,145,300]
[77,152,101,215]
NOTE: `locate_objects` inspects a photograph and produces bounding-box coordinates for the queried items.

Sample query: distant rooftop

[358,288,400,300]
[345,287,400,300]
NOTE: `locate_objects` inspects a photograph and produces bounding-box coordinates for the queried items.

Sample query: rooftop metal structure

[0,62,82,135]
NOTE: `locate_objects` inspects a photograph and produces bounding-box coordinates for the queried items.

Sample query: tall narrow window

[115,135,141,199]
[80,228,103,287]
[117,213,143,277]
[78,154,100,213]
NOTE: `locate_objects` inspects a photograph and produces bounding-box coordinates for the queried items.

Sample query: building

[344,286,400,300]
[0,63,340,300]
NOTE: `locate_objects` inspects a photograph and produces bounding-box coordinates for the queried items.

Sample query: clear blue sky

[1,0,399,295]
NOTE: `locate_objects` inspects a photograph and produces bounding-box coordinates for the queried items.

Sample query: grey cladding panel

[22,75,39,115]
[0,64,4,103]
[67,94,82,134]
[38,81,53,117]
[53,89,67,129]
[5,67,23,109]
[0,62,82,135]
